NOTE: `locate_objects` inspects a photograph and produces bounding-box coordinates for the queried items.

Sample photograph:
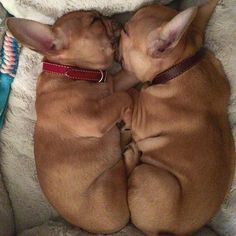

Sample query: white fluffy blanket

[0,0,235,235]
[1,0,172,23]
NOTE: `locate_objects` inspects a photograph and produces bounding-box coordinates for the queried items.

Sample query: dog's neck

[151,47,205,85]
[142,36,201,83]
[42,61,107,83]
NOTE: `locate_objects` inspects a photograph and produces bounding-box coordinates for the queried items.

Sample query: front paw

[123,142,141,175]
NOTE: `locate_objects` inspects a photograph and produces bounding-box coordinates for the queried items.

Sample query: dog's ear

[147,7,197,57]
[6,18,67,55]
[192,0,218,38]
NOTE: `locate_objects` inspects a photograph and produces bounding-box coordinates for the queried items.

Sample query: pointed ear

[147,7,197,58]
[6,18,67,55]
[192,0,218,36]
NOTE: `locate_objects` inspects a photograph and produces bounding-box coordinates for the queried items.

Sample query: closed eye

[91,16,102,25]
[120,57,125,68]
[122,25,129,36]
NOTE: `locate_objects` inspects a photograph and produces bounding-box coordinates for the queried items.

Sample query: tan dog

[7,11,132,234]
[118,1,235,235]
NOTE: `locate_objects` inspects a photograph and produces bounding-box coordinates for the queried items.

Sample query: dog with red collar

[7,11,132,234]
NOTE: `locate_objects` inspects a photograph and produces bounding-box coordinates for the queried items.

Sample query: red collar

[152,47,206,85]
[42,61,107,83]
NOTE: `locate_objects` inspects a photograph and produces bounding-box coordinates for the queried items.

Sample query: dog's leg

[78,159,129,234]
[53,90,133,138]
[128,163,183,235]
[91,91,133,136]
[114,70,139,91]
[123,142,140,175]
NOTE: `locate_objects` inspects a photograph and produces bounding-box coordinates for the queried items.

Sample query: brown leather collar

[152,47,206,85]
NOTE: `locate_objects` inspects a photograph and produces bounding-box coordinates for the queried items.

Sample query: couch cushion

[0,3,15,236]
[1,0,236,235]
[18,220,219,236]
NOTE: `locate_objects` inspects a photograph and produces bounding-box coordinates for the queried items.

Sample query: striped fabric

[0,31,20,128]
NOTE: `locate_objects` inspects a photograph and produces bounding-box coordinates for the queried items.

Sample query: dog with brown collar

[7,11,132,234]
[118,0,235,235]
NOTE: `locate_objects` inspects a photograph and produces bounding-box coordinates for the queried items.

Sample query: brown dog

[7,11,132,234]
[118,1,235,235]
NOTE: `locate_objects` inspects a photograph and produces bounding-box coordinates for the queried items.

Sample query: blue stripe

[0,32,21,128]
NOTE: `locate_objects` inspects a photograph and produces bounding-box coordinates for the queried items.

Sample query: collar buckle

[98,70,107,83]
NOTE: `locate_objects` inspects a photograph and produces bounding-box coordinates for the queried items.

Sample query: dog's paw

[123,142,141,175]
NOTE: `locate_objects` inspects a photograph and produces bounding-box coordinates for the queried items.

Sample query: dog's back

[130,48,235,233]
[7,11,131,234]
